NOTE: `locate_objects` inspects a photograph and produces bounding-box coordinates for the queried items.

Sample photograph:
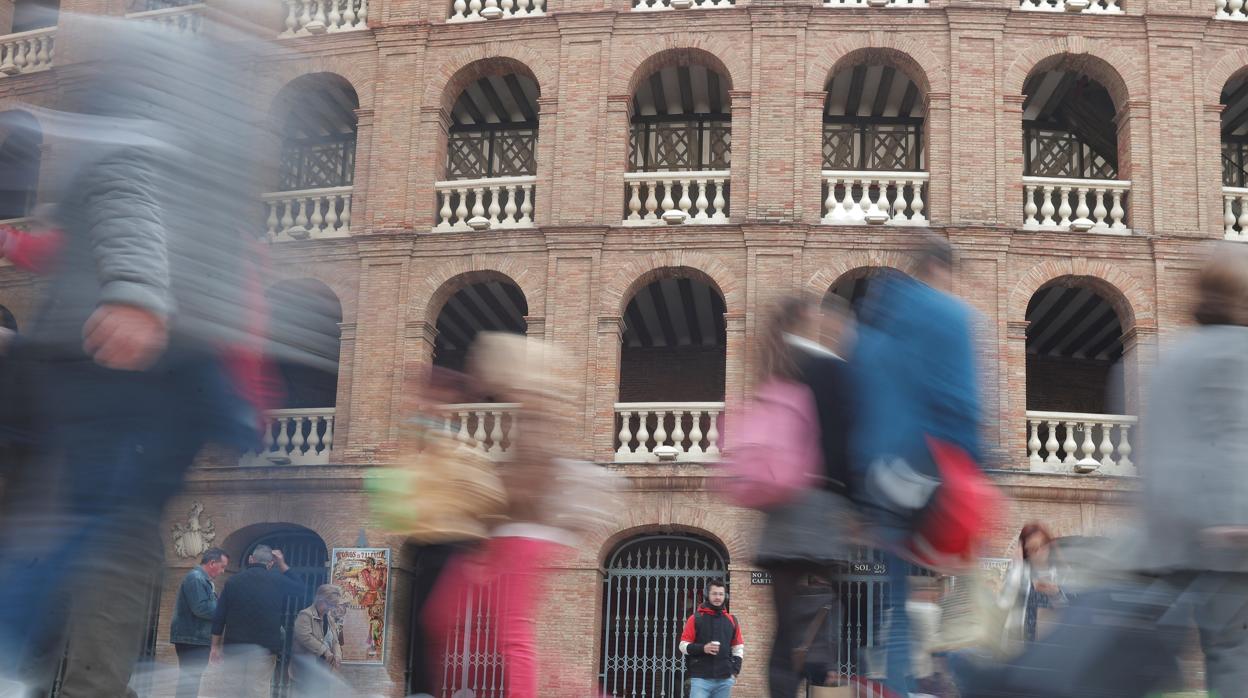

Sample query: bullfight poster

[330,547,391,664]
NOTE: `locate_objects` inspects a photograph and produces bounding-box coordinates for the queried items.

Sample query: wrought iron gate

[438,574,506,698]
[245,529,328,698]
[598,534,729,698]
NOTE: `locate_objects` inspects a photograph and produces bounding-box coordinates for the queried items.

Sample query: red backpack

[721,379,822,510]
[906,437,1004,570]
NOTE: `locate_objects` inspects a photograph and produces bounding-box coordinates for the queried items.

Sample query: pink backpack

[722,378,823,509]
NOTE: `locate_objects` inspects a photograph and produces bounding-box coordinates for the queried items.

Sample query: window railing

[434,175,537,232]
[821,171,928,226]
[1215,0,1246,19]
[448,0,546,22]
[1026,411,1136,476]
[263,186,353,241]
[240,408,336,466]
[1018,0,1121,12]
[1225,187,1248,241]
[280,0,368,36]
[1022,176,1130,233]
[632,0,734,10]
[623,171,730,225]
[0,27,55,77]
[615,402,723,463]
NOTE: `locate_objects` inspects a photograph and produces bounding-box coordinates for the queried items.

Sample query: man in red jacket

[679,579,745,697]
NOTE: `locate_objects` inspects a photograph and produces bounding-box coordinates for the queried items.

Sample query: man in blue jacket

[851,236,982,696]
[169,547,229,698]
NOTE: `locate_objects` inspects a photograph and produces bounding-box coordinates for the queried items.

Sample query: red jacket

[679,603,745,679]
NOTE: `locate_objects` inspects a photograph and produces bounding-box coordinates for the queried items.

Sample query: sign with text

[751,571,773,585]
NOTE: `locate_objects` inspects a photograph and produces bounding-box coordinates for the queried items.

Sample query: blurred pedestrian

[170,547,229,698]
[291,584,344,697]
[423,333,623,698]
[0,9,277,695]
[751,294,858,697]
[851,236,989,697]
[209,546,305,698]
[678,578,745,698]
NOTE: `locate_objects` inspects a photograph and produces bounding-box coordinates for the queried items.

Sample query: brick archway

[1205,47,1248,107]
[413,257,544,326]
[601,252,742,318]
[806,35,947,97]
[618,41,746,99]
[1008,258,1153,331]
[1003,38,1142,114]
[264,63,373,111]
[423,45,555,116]
[806,251,919,299]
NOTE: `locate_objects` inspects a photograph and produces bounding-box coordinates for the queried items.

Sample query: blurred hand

[82,303,167,371]
[272,549,289,572]
[330,655,342,671]
[209,647,223,666]
[704,642,720,656]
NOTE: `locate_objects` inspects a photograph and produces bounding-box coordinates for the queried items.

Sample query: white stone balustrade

[263,186,353,242]
[615,402,723,463]
[824,0,928,6]
[434,176,536,232]
[1018,0,1121,12]
[632,0,734,10]
[126,4,205,34]
[0,28,55,77]
[1022,176,1130,233]
[1224,187,1248,241]
[821,171,928,226]
[623,171,730,225]
[448,0,546,22]
[1216,0,1248,20]
[437,403,519,455]
[1026,411,1137,476]
[241,408,336,466]
[280,0,368,36]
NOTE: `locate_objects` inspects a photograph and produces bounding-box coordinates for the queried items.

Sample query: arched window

[599,533,728,698]
[1021,60,1130,232]
[615,270,726,462]
[1024,278,1135,474]
[821,59,928,226]
[625,58,731,224]
[1220,72,1248,240]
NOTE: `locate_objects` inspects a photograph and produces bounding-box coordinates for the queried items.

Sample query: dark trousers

[174,643,210,698]
[0,356,246,693]
[767,563,836,698]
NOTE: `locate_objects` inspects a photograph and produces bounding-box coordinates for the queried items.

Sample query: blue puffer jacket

[850,274,983,530]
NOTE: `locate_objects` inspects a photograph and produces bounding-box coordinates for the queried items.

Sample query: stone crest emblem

[172,501,217,559]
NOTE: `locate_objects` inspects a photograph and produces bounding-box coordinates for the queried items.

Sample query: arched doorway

[243,528,329,698]
[598,533,728,698]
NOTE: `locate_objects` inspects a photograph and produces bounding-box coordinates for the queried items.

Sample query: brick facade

[1,0,1244,694]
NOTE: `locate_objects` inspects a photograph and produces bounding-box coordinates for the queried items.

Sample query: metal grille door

[438,576,506,698]
[599,535,728,698]
[245,530,328,698]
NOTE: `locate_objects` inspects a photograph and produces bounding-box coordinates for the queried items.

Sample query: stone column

[1006,319,1030,471]
[1117,99,1154,234]
[603,94,633,226]
[727,90,752,223]
[803,90,828,223]
[350,107,374,235]
[534,96,559,227]
[1202,101,1229,239]
[1000,93,1027,230]
[926,91,953,224]
[333,321,358,459]
[1119,324,1157,417]
[594,315,625,463]
[410,105,452,232]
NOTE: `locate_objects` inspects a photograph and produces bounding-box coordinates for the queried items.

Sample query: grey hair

[316,584,343,603]
[250,545,274,565]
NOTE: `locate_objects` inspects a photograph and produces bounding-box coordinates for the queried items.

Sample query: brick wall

[1025,354,1117,414]
[0,1,1236,694]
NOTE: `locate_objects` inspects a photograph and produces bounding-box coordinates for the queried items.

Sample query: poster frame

[330,546,392,665]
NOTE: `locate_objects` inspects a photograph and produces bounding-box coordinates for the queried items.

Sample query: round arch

[1205,48,1248,107]
[220,522,327,572]
[1005,40,1141,114]
[821,46,935,99]
[806,35,947,96]
[805,250,919,299]
[266,278,343,409]
[422,268,533,330]
[425,45,555,116]
[601,252,741,318]
[622,44,742,101]
[1008,259,1151,332]
[596,525,730,568]
[435,56,543,119]
[265,60,372,112]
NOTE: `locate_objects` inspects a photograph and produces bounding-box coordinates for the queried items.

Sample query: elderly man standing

[292,584,345,697]
[170,547,229,698]
[210,546,304,698]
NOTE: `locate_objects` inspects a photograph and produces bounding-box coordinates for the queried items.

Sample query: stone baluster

[504,186,519,225]
[455,188,470,228]
[309,196,325,236]
[324,195,340,234]
[856,178,872,221]
[33,36,47,68]
[688,410,705,455]
[1061,421,1077,465]
[1040,185,1057,226]
[284,0,300,34]
[840,179,856,220]
[823,179,842,221]
[1028,420,1042,468]
[298,0,314,34]
[439,192,454,230]
[712,179,727,219]
[1230,0,1245,17]
[1056,186,1073,227]
[469,0,484,19]
[488,411,504,454]
[1074,186,1090,224]
[340,195,351,232]
[343,0,358,27]
[635,411,651,456]
[520,184,533,224]
[354,0,367,26]
[280,199,295,233]
[1108,190,1126,229]
[1218,0,1229,15]
[472,411,488,449]
[1227,197,1239,238]
[706,409,721,456]
[891,182,908,223]
[910,180,926,223]
[1044,420,1060,464]
[644,183,659,220]
[1077,421,1099,469]
[295,416,311,457]
[456,411,471,442]
[677,180,693,218]
[327,0,342,30]
[1098,422,1116,468]
[322,417,335,457]
[1118,424,1133,469]
[1024,184,1038,227]
[660,183,676,218]
[533,0,546,13]
[277,416,293,456]
[267,203,280,238]
[487,185,503,226]
[628,182,643,221]
[452,0,467,19]
[617,411,634,456]
[653,410,669,451]
[1092,189,1108,227]
[694,180,710,220]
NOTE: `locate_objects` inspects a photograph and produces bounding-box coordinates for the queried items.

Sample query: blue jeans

[882,550,914,697]
[689,676,735,698]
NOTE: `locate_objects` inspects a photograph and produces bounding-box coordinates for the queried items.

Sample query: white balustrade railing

[437,403,519,455]
[126,4,205,34]
[448,0,546,22]
[0,28,55,77]
[434,176,536,232]
[1224,187,1248,241]
[615,402,723,463]
[632,0,734,10]
[1022,176,1130,233]
[1216,0,1248,20]
[280,0,368,36]
[824,0,929,6]
[241,408,336,466]
[623,171,730,225]
[1018,0,1121,12]
[821,170,928,226]
[263,186,352,241]
[1026,411,1137,476]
